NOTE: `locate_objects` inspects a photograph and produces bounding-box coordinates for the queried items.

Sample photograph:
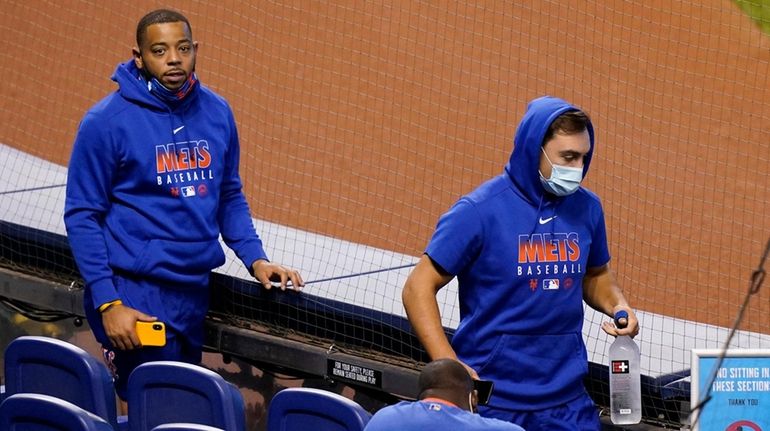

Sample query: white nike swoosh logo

[173,125,185,135]
[538,216,557,225]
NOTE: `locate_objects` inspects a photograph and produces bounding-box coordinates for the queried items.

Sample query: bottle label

[612,378,631,391]
[619,408,631,414]
[611,360,630,374]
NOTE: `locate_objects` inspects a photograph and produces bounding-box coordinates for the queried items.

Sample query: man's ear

[132,47,143,70]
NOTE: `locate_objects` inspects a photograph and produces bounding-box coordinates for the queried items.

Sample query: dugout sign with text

[327,359,383,389]
[691,349,770,430]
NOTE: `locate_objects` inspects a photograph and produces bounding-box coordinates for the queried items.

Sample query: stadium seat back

[151,424,225,431]
[0,393,114,431]
[3,335,119,429]
[266,387,371,431]
[127,361,244,431]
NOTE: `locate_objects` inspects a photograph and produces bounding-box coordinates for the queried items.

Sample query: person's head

[538,109,591,196]
[418,359,477,412]
[133,9,197,91]
[506,96,595,201]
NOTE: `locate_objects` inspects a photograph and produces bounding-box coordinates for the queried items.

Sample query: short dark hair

[418,358,473,400]
[136,9,192,48]
[543,109,590,144]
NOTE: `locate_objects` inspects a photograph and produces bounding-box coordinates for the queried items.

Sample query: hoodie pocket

[132,238,225,281]
[476,332,588,407]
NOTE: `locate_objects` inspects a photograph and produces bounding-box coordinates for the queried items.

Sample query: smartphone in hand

[136,321,166,347]
[473,379,494,405]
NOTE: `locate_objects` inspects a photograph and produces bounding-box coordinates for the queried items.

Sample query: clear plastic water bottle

[608,310,642,425]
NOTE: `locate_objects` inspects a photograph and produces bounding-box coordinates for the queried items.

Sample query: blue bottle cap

[614,310,629,328]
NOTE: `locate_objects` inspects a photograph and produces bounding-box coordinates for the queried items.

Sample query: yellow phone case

[136,321,166,347]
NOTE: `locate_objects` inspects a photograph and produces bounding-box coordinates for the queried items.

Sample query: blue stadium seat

[126,361,245,431]
[266,387,371,431]
[0,393,114,430]
[151,424,225,431]
[3,335,122,429]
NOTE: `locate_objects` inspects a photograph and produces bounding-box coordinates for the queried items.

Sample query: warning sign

[327,359,382,388]
[691,349,770,431]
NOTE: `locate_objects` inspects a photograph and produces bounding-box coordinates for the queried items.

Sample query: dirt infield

[1,1,768,333]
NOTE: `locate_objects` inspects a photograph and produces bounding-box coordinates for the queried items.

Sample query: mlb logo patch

[427,403,442,411]
[181,186,196,197]
[611,360,629,374]
[542,279,560,290]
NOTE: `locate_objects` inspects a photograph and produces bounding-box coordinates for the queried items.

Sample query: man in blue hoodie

[402,96,639,430]
[64,9,303,405]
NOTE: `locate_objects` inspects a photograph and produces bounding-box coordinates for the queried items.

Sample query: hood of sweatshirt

[503,95,595,206]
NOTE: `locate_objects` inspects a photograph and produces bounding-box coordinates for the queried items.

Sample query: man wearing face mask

[402,96,639,430]
[364,359,524,431]
[64,9,304,411]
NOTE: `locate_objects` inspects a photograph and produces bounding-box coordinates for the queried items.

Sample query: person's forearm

[583,266,628,316]
[403,283,456,360]
[587,266,641,337]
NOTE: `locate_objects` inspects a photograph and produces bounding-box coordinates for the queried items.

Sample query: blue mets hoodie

[425,96,611,410]
[64,60,268,310]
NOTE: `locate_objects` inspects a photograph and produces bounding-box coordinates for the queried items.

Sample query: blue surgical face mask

[539,147,583,196]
